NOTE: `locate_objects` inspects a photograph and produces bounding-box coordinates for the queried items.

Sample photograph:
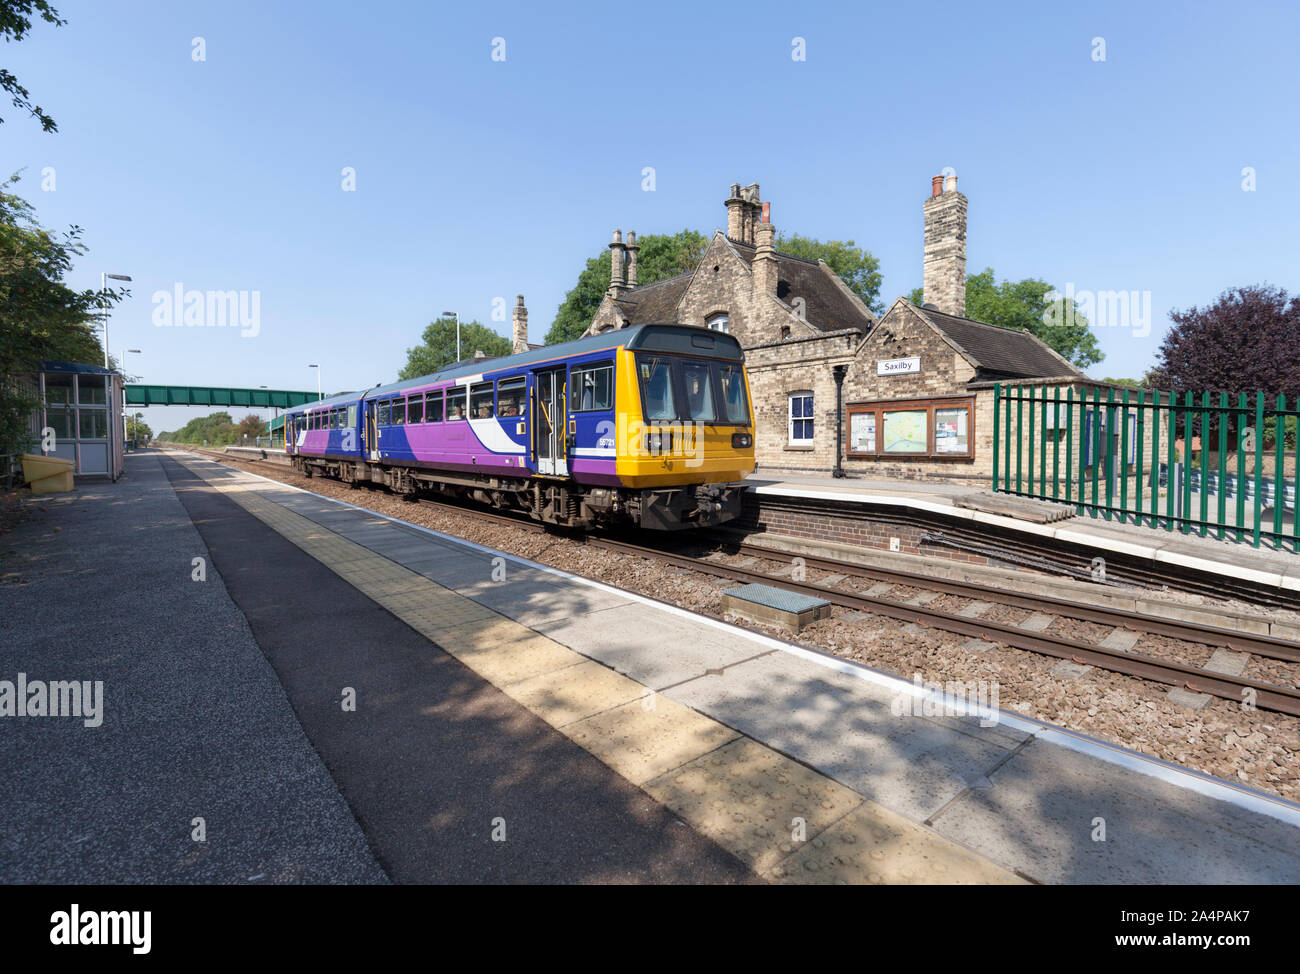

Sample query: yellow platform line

[174,454,1022,885]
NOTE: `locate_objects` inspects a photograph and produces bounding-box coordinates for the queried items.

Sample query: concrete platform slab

[929,737,1300,883]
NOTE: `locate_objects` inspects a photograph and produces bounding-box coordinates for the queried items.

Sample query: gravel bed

[186,451,1300,803]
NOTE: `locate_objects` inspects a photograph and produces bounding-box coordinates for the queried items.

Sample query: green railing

[992,384,1298,551]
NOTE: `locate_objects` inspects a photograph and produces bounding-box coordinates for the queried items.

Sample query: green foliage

[125,412,152,441]
[546,230,708,344]
[1101,377,1142,388]
[908,268,1104,369]
[0,175,119,463]
[775,233,884,314]
[0,2,66,132]
[158,411,241,446]
[400,317,512,380]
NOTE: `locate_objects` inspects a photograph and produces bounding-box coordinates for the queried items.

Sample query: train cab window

[470,382,494,419]
[638,357,677,421]
[681,360,716,422]
[497,377,525,417]
[391,398,405,425]
[572,364,613,411]
[408,394,424,425]
[446,388,467,421]
[377,400,390,426]
[716,363,749,424]
[426,390,444,423]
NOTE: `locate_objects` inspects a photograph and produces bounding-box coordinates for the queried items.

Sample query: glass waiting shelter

[24,362,125,480]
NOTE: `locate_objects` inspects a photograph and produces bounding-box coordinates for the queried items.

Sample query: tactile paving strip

[172,455,1024,885]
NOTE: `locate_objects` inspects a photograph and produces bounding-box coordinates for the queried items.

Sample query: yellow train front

[596,324,755,529]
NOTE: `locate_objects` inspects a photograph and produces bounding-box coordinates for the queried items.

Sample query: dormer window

[707,314,730,334]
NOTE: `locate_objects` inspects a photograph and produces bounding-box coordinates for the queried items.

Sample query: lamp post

[120,349,140,449]
[308,364,321,400]
[832,363,848,479]
[443,310,460,364]
[100,273,132,368]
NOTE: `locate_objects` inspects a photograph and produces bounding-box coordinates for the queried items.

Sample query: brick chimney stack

[922,172,967,317]
[753,204,777,297]
[625,231,639,287]
[608,229,627,298]
[725,182,763,246]
[512,294,529,354]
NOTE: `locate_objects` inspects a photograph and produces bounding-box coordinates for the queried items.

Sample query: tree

[1,1,65,132]
[775,233,883,314]
[125,412,151,442]
[546,230,708,344]
[1146,285,1299,395]
[400,317,512,380]
[908,267,1103,369]
[1,176,119,465]
[236,413,264,440]
[158,411,238,446]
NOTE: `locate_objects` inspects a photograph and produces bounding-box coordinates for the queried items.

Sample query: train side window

[347,404,357,427]
[497,377,525,417]
[446,387,467,421]
[333,408,342,429]
[377,400,390,426]
[572,363,613,411]
[426,390,444,423]
[470,382,494,419]
[391,398,405,425]
[408,394,424,424]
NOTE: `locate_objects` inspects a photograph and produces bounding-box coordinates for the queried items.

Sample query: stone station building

[582,177,1125,484]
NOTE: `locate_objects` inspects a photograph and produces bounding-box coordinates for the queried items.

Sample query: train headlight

[646,430,673,454]
[731,432,753,449]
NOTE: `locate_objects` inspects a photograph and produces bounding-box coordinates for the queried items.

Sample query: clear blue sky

[8,0,1298,430]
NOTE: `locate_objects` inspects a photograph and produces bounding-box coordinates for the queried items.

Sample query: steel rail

[585,536,1300,718]
[722,540,1300,664]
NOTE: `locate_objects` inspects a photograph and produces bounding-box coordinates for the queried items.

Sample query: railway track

[174,446,1300,718]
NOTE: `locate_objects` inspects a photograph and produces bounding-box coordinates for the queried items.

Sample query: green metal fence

[992,384,1298,551]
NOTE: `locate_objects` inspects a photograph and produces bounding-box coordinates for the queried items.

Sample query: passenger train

[284,324,756,530]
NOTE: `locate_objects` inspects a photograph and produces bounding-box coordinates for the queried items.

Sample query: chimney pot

[945,174,957,194]
[761,201,770,224]
[931,175,943,198]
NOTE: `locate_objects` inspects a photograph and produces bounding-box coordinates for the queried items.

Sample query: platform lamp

[832,363,848,479]
[120,349,141,448]
[442,311,460,364]
[308,364,321,401]
[100,273,132,368]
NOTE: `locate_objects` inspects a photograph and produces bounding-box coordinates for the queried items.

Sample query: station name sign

[877,356,921,376]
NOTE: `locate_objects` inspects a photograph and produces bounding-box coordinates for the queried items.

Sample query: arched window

[706,314,730,334]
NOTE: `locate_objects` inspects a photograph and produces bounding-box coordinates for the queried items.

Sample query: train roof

[361,323,742,400]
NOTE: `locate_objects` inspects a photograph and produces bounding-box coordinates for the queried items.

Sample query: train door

[534,368,568,476]
[365,402,379,461]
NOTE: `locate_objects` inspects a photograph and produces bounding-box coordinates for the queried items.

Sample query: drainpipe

[832,364,848,478]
